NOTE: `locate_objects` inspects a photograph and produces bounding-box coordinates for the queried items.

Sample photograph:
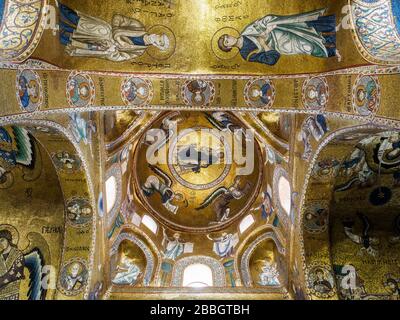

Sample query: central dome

[133,111,263,232]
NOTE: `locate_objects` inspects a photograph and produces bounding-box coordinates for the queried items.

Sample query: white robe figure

[112,257,141,286]
[209,233,238,258]
[162,228,184,261]
[59,3,169,62]
[258,260,280,286]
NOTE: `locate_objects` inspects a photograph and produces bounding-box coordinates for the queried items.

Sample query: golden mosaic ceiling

[133,111,262,232]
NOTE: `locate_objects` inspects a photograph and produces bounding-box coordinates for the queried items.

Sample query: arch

[110,232,155,286]
[0,118,96,299]
[182,264,213,287]
[171,256,226,287]
[240,231,286,287]
[298,124,399,299]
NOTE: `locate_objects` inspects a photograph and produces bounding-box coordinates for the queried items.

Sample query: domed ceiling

[133,111,263,232]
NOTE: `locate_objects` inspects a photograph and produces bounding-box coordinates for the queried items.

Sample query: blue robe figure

[219,9,337,66]
[18,76,30,109]
[0,128,16,167]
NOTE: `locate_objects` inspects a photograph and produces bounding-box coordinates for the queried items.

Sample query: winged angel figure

[196,177,251,224]
[142,165,187,214]
[0,225,50,300]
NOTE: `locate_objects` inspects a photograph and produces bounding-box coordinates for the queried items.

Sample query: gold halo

[0,224,19,245]
[146,25,176,61]
[211,27,240,60]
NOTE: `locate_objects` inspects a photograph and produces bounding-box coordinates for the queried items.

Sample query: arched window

[105,175,117,213]
[278,176,291,216]
[182,264,213,288]
[141,215,158,234]
[239,214,255,234]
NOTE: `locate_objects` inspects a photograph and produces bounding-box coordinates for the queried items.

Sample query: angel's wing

[196,187,228,211]
[149,165,173,187]
[12,126,34,167]
[23,232,51,300]
[24,249,46,300]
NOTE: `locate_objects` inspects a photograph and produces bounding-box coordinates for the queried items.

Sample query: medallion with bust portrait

[121,77,153,107]
[244,78,275,109]
[181,80,216,107]
[307,264,335,298]
[66,72,96,108]
[58,258,89,296]
[65,197,92,228]
[302,77,329,110]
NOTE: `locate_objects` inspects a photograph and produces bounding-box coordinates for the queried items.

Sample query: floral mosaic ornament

[244,78,275,109]
[121,77,153,107]
[181,80,216,107]
[302,77,329,110]
[66,72,96,108]
[352,74,381,117]
[0,0,47,62]
[16,69,43,112]
[58,258,89,296]
[350,0,400,65]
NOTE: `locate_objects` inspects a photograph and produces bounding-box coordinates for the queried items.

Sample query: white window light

[239,214,255,234]
[182,263,213,288]
[141,215,158,234]
[105,175,117,214]
[278,176,291,216]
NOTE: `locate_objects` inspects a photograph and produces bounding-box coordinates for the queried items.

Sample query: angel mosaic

[0,225,49,300]
[196,177,251,224]
[141,165,186,215]
[0,126,34,188]
[58,2,175,62]
[214,9,339,65]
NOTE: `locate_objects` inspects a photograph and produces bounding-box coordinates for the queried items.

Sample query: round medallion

[133,111,263,232]
[307,264,336,298]
[65,197,93,228]
[352,75,380,117]
[58,258,89,296]
[181,80,215,107]
[66,72,95,108]
[304,201,329,234]
[121,77,153,106]
[16,69,43,112]
[302,77,329,110]
[168,127,232,190]
[244,78,275,109]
